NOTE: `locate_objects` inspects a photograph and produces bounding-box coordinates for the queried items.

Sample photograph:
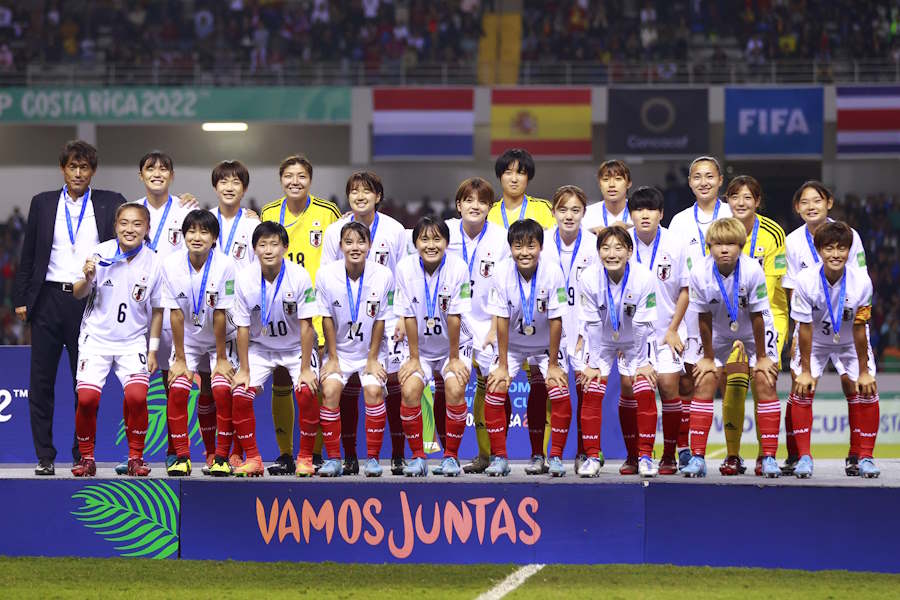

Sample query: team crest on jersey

[375,251,389,265]
[438,289,451,312]
[132,284,147,302]
[206,291,218,308]
[233,242,247,260]
[167,228,182,246]
[310,230,323,247]
[536,291,549,313]
[738,287,749,308]
[282,291,297,315]
[366,300,380,317]
[480,259,494,278]
[842,307,853,321]
[575,265,586,281]
[657,262,671,281]
[624,292,636,317]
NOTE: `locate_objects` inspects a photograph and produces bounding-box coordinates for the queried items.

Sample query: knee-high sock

[211,375,233,459]
[473,375,490,458]
[320,406,341,459]
[756,397,781,458]
[197,391,216,457]
[365,402,386,459]
[661,397,681,458]
[548,386,572,459]
[167,375,193,458]
[722,370,750,457]
[386,375,405,458]
[444,402,467,459]
[232,386,259,459]
[581,379,605,458]
[433,375,446,450]
[618,394,638,458]
[858,394,880,459]
[124,374,150,458]
[634,378,657,459]
[575,379,585,455]
[789,392,813,457]
[271,384,295,456]
[847,393,861,456]
[678,397,691,448]
[296,385,319,459]
[527,369,548,456]
[75,384,102,459]
[339,379,362,458]
[400,404,425,459]
[689,397,714,457]
[784,393,796,457]
[484,391,508,458]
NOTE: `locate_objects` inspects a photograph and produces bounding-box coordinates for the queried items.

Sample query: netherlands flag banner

[372,88,474,160]
[837,86,900,155]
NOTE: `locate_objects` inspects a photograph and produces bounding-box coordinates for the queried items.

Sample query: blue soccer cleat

[440,456,462,477]
[548,456,566,477]
[363,458,383,478]
[761,456,780,478]
[485,456,511,477]
[678,448,692,470]
[794,455,813,479]
[114,458,129,475]
[858,458,881,479]
[318,458,343,477]
[682,455,707,478]
[403,457,428,477]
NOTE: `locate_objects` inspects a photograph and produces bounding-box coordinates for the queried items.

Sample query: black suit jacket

[14,188,126,318]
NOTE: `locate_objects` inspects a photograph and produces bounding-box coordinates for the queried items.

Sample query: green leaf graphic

[116,371,202,457]
[71,480,179,559]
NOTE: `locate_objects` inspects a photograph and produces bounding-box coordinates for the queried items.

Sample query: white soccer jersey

[782,222,867,289]
[583,200,632,231]
[445,218,510,347]
[161,248,237,349]
[233,259,318,352]
[579,262,657,347]
[790,265,873,348]
[211,207,259,268]
[488,258,569,354]
[316,260,393,362]
[141,195,191,260]
[393,253,472,361]
[539,226,598,356]
[629,226,689,336]
[78,240,164,354]
[321,212,408,272]
[688,254,771,342]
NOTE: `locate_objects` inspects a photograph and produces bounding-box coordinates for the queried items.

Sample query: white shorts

[590,342,646,378]
[650,338,684,375]
[790,342,876,380]
[711,335,778,368]
[381,331,410,375]
[472,343,495,378]
[414,345,473,385]
[76,351,149,389]
[249,345,320,389]
[175,338,241,374]
[148,328,173,372]
[683,336,703,365]
[323,353,384,388]
[568,343,588,373]
[490,347,569,381]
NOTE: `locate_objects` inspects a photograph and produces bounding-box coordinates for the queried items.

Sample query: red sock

[634,378,657,459]
[386,376,405,458]
[232,386,259,459]
[661,397,681,458]
[789,392,813,457]
[575,379,585,455]
[197,392,216,457]
[618,395,638,458]
[756,397,781,457]
[527,370,548,455]
[434,375,447,450]
[167,376,192,459]
[548,386,572,459]
[581,379,605,457]
[484,391,508,458]
[858,394,880,459]
[504,393,512,437]
[678,396,692,448]
[444,402,467,458]
[75,384,102,459]
[784,395,797,457]
[320,406,342,459]
[296,385,319,459]
[339,378,361,458]
[211,375,233,459]
[847,393,861,456]
[400,404,425,458]
[232,433,244,457]
[124,375,150,458]
[689,397,714,457]
[365,402,386,459]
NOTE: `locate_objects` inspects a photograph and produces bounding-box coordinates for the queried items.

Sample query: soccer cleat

[403,457,428,477]
[167,457,192,477]
[754,456,763,476]
[793,455,813,479]
[682,455,707,478]
[677,448,692,470]
[391,456,407,475]
[574,453,587,474]
[619,455,638,475]
[266,453,296,476]
[342,456,360,476]
[34,461,55,476]
[577,456,603,478]
[548,456,566,477]
[71,458,97,477]
[294,456,316,477]
[229,453,243,469]
[524,454,548,475]
[440,456,462,477]
[318,458,343,477]
[363,458,383,478]
[432,462,444,476]
[201,454,215,476]
[780,456,799,476]
[127,458,152,477]
[312,453,324,472]
[166,454,177,469]
[658,454,678,475]
[845,455,860,477]
[462,455,490,474]
[485,456,511,477]
[233,456,264,477]
[114,459,129,476]
[719,455,746,476]
[761,456,780,478]
[858,458,880,479]
[638,456,659,478]
[209,456,233,477]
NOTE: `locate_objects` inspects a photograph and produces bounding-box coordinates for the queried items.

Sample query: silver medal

[729,321,738,332]
[523,325,535,336]
[192,313,202,327]
[426,317,436,329]
[833,333,840,343]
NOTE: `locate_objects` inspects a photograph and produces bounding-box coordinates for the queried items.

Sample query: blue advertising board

[724,87,823,156]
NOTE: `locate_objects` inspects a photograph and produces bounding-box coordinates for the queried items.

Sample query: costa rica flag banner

[372,88,474,160]
[490,88,592,158]
[837,86,900,156]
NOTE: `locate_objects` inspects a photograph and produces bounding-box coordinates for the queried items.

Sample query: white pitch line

[475,563,545,600]
[706,447,727,460]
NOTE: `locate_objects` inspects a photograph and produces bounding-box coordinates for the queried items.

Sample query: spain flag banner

[490,88,592,158]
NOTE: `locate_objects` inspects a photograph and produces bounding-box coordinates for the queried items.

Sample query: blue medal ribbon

[143,195,173,252]
[96,244,142,266]
[260,260,286,328]
[500,195,528,230]
[279,197,309,229]
[805,226,820,264]
[820,266,847,340]
[713,259,741,329]
[748,217,760,259]
[554,229,582,290]
[460,221,488,278]
[420,256,446,323]
[633,227,660,267]
[694,198,721,257]
[63,186,90,246]
[605,263,630,336]
[351,213,380,257]
[188,252,214,324]
[346,268,364,324]
[517,268,539,327]
[218,208,243,256]
[602,203,629,227]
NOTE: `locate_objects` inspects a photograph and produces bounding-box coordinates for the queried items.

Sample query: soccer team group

[58,143,881,480]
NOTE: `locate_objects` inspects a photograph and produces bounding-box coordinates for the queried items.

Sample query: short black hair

[340,220,371,244]
[627,186,664,213]
[279,154,313,178]
[252,221,289,248]
[59,140,98,170]
[507,218,544,248]
[814,220,854,250]
[139,150,174,173]
[596,225,634,251]
[212,160,250,189]
[345,171,384,205]
[412,215,450,244]
[494,148,536,181]
[181,209,220,241]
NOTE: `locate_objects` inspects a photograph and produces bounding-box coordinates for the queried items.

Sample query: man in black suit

[14,140,126,475]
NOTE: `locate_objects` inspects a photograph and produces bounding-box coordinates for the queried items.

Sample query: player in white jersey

[583,159,634,233]
[627,187,689,476]
[684,218,781,479]
[71,202,164,477]
[579,225,658,477]
[539,185,597,475]
[321,171,409,475]
[485,219,572,477]
[211,160,259,269]
[161,210,238,477]
[231,222,319,477]
[394,217,473,477]
[316,221,394,478]
[790,221,880,478]
[666,156,732,467]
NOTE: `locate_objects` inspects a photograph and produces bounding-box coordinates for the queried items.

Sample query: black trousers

[29,284,86,463]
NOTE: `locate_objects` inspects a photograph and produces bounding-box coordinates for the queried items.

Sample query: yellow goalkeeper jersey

[487,195,555,230]
[744,214,788,347]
